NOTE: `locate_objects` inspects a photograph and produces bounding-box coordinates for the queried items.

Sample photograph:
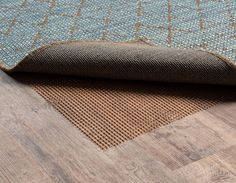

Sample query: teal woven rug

[0,0,236,84]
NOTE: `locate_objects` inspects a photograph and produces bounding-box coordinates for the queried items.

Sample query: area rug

[1,0,236,149]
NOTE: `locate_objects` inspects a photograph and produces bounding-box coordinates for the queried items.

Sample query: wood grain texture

[0,70,236,183]
[0,71,130,183]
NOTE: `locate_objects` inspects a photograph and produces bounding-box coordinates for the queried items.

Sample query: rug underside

[1,41,236,85]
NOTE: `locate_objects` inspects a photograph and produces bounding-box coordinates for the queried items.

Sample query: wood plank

[174,145,236,183]
[132,113,231,170]
[106,141,186,183]
[0,126,52,183]
[207,101,236,130]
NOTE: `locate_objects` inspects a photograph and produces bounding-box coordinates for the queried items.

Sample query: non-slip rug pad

[14,73,236,149]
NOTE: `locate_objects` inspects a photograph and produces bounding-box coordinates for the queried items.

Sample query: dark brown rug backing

[14,73,236,149]
[6,41,236,85]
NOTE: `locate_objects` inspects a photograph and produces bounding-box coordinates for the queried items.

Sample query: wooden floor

[0,70,236,183]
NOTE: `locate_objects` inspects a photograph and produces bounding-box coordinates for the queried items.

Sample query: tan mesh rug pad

[14,73,236,149]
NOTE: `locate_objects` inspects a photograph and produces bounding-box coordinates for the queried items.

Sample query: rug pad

[13,73,236,149]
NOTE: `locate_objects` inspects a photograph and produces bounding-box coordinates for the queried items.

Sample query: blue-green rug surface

[0,0,235,69]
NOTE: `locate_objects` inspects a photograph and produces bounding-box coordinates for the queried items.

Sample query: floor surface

[0,70,236,183]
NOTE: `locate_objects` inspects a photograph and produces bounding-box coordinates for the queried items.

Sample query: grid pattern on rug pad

[22,75,234,150]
